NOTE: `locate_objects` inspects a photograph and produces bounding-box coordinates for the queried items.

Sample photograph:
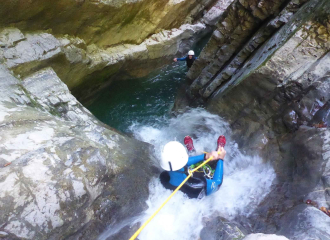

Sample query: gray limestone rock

[277,205,330,240]
[0,66,157,240]
[0,23,210,104]
[3,33,62,69]
[200,216,247,240]
[243,233,288,240]
[0,0,225,104]
[0,28,25,48]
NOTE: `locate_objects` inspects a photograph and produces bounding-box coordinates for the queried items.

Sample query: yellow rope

[129,155,214,240]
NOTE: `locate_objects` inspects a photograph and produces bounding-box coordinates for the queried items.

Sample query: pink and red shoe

[217,135,226,149]
[184,135,226,152]
[184,136,195,152]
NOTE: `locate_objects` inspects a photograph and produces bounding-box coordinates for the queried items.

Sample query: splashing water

[100,108,276,240]
[129,108,232,162]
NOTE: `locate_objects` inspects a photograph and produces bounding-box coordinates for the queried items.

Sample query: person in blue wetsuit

[159,141,226,199]
[173,50,197,68]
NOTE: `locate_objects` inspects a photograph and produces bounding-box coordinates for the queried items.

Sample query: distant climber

[160,135,226,199]
[173,50,197,69]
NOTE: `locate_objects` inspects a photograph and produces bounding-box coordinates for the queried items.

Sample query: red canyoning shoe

[184,136,195,152]
[217,135,226,149]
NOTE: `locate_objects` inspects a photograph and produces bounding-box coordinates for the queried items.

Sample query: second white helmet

[160,141,188,171]
[188,50,195,56]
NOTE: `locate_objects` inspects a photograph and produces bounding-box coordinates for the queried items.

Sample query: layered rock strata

[0,0,215,47]
[0,66,156,240]
[0,24,208,103]
[187,0,293,96]
[0,0,235,103]
[174,0,330,239]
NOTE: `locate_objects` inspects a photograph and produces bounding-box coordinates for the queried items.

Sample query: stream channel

[87,38,276,240]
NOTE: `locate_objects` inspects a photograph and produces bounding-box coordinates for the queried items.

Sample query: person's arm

[187,147,225,166]
[205,159,224,195]
[212,160,224,185]
[186,154,205,166]
[176,56,187,61]
[205,147,226,195]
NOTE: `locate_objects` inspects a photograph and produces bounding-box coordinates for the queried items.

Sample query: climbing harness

[203,164,215,178]
[189,162,215,178]
[129,154,216,240]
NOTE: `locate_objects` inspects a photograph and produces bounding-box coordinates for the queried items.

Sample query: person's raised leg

[184,135,195,154]
[217,135,226,151]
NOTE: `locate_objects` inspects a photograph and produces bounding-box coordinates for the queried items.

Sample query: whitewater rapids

[99,108,276,240]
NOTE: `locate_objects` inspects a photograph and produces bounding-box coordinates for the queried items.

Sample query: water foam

[100,108,276,240]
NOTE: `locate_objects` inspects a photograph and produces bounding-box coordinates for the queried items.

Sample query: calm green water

[87,63,187,132]
[87,34,211,133]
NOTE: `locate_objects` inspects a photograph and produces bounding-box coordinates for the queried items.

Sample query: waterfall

[99,108,276,240]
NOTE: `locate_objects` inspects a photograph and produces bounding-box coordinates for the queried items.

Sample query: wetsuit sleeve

[176,56,187,61]
[186,154,205,166]
[206,160,223,195]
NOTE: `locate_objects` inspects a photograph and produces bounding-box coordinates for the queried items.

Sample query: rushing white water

[99,108,276,240]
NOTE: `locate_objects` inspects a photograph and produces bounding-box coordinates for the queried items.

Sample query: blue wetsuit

[160,154,223,198]
[176,56,197,68]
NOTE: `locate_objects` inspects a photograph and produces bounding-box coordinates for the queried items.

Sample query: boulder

[243,233,288,240]
[200,216,247,240]
[277,205,330,240]
[0,66,157,239]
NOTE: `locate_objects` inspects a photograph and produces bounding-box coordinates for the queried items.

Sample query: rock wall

[175,0,330,239]
[187,0,293,96]
[0,25,208,103]
[0,0,234,103]
[0,1,239,239]
[0,66,156,239]
[0,0,214,47]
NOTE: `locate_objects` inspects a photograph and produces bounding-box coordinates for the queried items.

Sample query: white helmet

[160,141,188,171]
[188,50,195,56]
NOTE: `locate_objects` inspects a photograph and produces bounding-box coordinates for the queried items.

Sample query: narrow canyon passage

[1,0,330,239]
[86,33,212,133]
[87,54,276,239]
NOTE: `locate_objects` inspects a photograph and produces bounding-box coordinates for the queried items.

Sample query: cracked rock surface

[0,0,229,103]
[174,0,330,239]
[0,66,156,240]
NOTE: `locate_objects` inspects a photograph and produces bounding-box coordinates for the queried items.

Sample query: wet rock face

[282,109,299,132]
[242,233,289,240]
[0,24,210,103]
[186,0,314,99]
[175,0,330,144]
[0,0,234,103]
[0,0,232,104]
[0,0,216,47]
[173,0,330,239]
[186,0,296,94]
[200,216,247,240]
[276,205,330,240]
[0,66,157,240]
[199,216,290,240]
[203,0,330,143]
